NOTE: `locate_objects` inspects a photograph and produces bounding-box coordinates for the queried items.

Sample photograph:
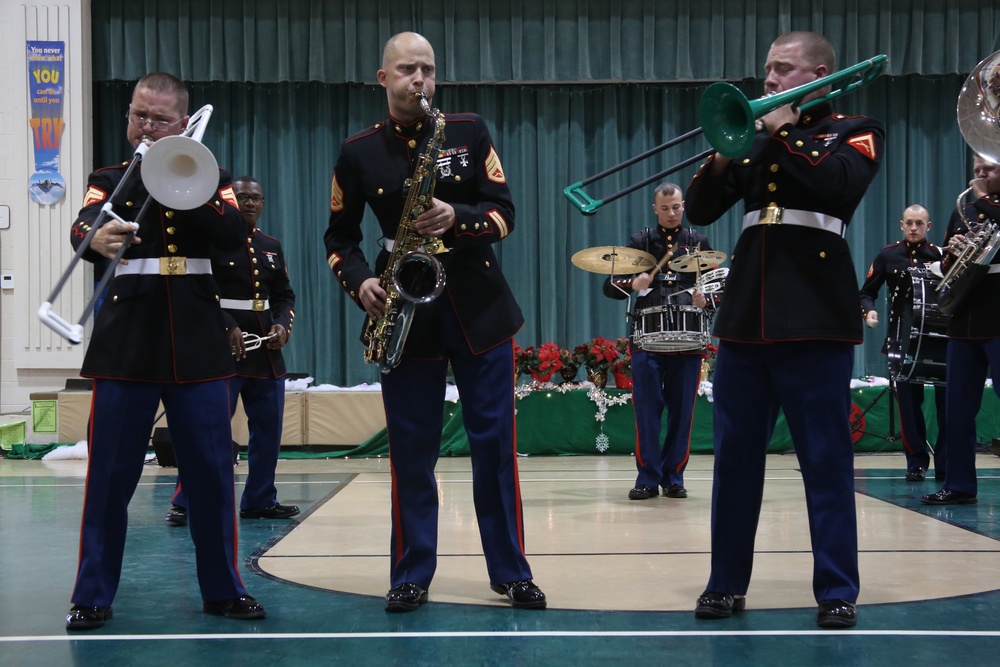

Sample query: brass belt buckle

[160,256,187,275]
[759,205,784,225]
[251,299,266,312]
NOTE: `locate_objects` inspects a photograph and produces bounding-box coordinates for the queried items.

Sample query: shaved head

[382,32,433,70]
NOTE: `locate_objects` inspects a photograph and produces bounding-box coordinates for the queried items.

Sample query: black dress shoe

[164,505,187,527]
[817,599,857,628]
[665,483,688,498]
[905,468,926,482]
[490,580,547,609]
[240,503,301,519]
[385,583,428,612]
[66,605,112,631]
[920,489,977,505]
[203,595,266,620]
[628,484,659,500]
[694,590,746,619]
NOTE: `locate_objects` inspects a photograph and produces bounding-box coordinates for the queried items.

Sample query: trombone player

[684,32,884,629]
[65,72,264,630]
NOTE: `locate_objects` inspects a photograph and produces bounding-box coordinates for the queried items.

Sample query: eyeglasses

[125,109,185,133]
[236,194,265,204]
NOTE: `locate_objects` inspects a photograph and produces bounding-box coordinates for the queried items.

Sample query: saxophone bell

[393,251,446,304]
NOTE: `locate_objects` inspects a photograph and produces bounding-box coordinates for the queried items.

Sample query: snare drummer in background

[859,204,947,482]
[602,182,717,501]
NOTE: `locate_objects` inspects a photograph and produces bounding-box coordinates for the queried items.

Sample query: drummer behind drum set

[601,182,723,501]
[859,204,948,482]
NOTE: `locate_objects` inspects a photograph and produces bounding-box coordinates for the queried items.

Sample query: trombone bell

[142,136,219,210]
[699,54,889,158]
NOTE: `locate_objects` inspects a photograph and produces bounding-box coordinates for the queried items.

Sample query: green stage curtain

[91,0,1000,83]
[87,1,1000,385]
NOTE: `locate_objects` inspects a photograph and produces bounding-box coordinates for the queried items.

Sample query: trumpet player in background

[921,153,1000,506]
[165,176,298,527]
[684,31,884,629]
[66,72,264,630]
[323,32,545,613]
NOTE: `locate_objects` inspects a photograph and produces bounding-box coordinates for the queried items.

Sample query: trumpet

[38,105,219,344]
[564,55,888,215]
[241,331,277,352]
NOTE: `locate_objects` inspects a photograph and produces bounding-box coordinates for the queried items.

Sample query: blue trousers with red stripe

[941,337,1000,495]
[380,303,532,591]
[172,375,285,511]
[706,341,859,603]
[894,380,947,474]
[71,379,246,606]
[630,347,702,488]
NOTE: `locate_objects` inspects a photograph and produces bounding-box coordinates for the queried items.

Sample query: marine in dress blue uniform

[66,73,264,630]
[323,32,543,612]
[684,32,884,629]
[858,206,947,480]
[921,154,1000,505]
[168,177,298,520]
[603,184,715,500]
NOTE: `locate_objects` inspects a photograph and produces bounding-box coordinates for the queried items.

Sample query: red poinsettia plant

[522,341,564,382]
[613,336,632,378]
[573,336,621,375]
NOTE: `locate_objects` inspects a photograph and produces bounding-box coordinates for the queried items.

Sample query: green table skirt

[332,384,1000,458]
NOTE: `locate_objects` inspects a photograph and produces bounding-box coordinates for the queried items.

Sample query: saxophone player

[323,32,545,612]
[921,154,1000,505]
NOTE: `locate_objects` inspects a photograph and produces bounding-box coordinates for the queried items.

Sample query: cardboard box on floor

[27,389,386,447]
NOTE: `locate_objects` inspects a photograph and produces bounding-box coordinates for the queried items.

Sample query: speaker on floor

[151,427,239,467]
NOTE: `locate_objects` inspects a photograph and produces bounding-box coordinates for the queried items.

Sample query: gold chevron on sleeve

[484,146,507,183]
[487,210,509,238]
[330,174,345,212]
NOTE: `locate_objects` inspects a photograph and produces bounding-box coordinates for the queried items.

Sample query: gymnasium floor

[1,452,999,665]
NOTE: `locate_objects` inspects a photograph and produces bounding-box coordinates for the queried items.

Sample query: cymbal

[571,246,657,274]
[668,250,728,272]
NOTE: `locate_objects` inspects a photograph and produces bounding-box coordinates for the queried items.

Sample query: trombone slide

[565,54,888,214]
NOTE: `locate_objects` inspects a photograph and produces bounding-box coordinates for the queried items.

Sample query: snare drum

[886,267,949,385]
[632,304,710,352]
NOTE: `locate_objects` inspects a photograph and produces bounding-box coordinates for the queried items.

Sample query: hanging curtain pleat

[88,1,1000,382]
[91,0,1000,83]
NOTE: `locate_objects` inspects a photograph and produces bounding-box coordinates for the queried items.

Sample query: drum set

[571,245,728,352]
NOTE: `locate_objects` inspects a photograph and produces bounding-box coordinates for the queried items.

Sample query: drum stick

[646,249,674,280]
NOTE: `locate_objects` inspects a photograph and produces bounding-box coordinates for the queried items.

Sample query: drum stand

[849,379,901,442]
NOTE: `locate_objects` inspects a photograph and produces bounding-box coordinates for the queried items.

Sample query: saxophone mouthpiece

[416,92,432,114]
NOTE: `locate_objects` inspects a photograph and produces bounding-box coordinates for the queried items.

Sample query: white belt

[220,298,270,312]
[989,264,1000,274]
[115,257,212,277]
[742,207,846,238]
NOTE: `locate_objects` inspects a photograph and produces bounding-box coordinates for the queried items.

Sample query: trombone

[38,105,219,343]
[564,55,888,215]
